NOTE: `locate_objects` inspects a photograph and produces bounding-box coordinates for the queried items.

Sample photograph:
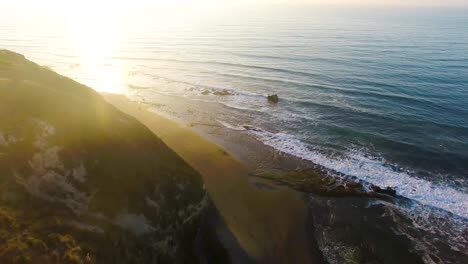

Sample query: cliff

[0,50,224,263]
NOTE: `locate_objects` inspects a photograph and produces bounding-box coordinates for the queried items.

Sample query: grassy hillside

[0,50,220,263]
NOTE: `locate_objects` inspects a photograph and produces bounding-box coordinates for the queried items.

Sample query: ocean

[1,5,467,262]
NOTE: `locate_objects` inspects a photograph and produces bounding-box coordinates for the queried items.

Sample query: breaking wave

[221,123,468,220]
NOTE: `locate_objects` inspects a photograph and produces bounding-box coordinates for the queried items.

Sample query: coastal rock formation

[0,50,226,263]
[252,169,428,264]
[252,168,397,199]
[201,89,234,96]
[267,94,279,103]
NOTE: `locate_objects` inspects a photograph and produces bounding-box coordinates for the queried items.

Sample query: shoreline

[102,93,324,264]
[102,92,468,263]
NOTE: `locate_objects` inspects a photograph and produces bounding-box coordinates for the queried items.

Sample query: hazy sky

[2,0,467,18]
[4,0,468,7]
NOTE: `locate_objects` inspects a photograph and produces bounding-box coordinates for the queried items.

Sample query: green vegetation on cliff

[0,50,218,263]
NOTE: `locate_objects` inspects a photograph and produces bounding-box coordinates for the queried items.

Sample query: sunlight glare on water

[64,5,127,94]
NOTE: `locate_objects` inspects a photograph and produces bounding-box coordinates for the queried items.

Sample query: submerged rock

[0,50,227,263]
[267,94,279,103]
[308,195,426,264]
[213,89,233,96]
[252,168,398,199]
[251,168,365,197]
[201,89,234,96]
[369,185,397,196]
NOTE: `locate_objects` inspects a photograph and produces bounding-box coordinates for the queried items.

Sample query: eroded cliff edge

[0,50,227,263]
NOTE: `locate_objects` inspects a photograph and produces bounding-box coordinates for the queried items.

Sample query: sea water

[1,5,467,262]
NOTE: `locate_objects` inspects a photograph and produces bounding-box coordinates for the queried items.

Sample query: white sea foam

[128,73,268,108]
[244,128,468,219]
[216,120,247,131]
[375,199,468,259]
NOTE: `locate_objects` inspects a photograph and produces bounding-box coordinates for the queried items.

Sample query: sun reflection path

[65,9,127,94]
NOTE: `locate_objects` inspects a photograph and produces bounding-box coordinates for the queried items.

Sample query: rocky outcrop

[201,89,234,96]
[0,50,226,263]
[252,168,427,264]
[251,168,397,199]
[267,94,279,103]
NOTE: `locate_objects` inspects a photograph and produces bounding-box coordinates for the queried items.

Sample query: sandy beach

[103,93,323,264]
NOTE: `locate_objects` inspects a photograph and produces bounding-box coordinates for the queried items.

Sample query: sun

[60,3,127,94]
[48,0,247,94]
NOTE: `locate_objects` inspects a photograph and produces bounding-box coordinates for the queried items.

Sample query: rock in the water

[212,89,233,96]
[370,185,397,196]
[267,94,279,103]
[252,168,398,200]
[251,168,367,197]
[201,89,234,96]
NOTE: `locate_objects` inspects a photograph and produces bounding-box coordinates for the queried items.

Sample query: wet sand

[103,93,323,264]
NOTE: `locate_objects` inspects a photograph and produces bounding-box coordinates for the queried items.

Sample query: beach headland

[3,49,462,263]
[0,49,326,263]
[103,93,325,264]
